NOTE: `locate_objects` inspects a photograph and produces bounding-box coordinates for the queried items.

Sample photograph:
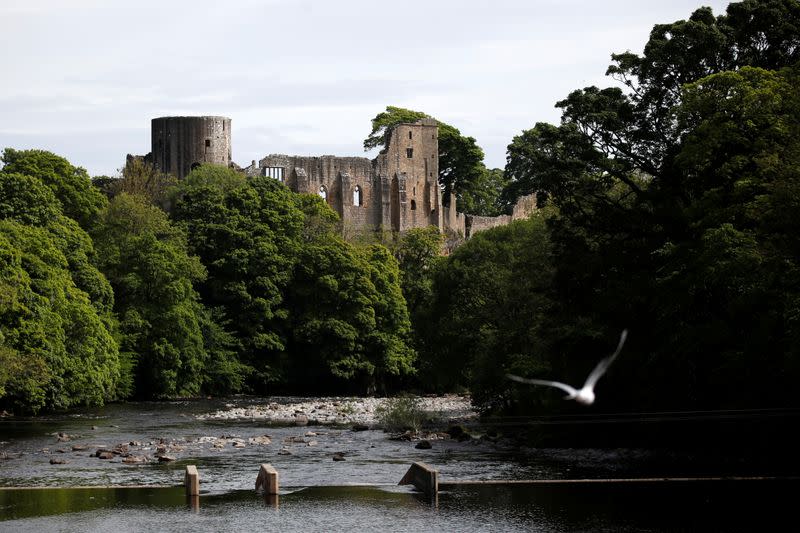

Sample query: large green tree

[1,149,107,231]
[419,215,555,407]
[286,235,415,393]
[92,193,234,397]
[0,216,119,412]
[171,165,305,388]
[499,0,800,411]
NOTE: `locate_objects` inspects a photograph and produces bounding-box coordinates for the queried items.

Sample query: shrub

[376,396,435,433]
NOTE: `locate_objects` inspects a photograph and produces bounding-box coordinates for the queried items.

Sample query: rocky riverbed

[0,396,509,491]
[196,394,477,426]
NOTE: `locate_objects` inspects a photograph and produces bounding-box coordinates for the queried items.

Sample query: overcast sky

[1,0,732,176]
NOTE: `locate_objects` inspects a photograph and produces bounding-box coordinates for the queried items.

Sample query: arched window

[353,186,363,207]
[319,186,327,200]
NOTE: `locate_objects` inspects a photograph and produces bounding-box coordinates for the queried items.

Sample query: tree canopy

[0,166,120,413]
[490,0,800,413]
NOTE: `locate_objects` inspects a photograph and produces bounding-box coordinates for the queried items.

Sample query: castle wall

[253,154,384,229]
[465,193,538,238]
[466,214,512,238]
[249,119,442,235]
[511,193,538,220]
[161,117,538,242]
[151,116,231,179]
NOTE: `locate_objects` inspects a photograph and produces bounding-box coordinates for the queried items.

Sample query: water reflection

[187,494,200,512]
[262,493,279,509]
[1,480,796,531]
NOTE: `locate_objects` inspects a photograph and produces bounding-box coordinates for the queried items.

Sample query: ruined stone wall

[465,193,538,239]
[466,214,512,238]
[252,154,381,228]
[248,118,442,235]
[511,193,538,220]
[178,117,537,242]
[151,116,231,179]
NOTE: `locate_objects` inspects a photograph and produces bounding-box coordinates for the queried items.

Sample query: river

[1,397,796,531]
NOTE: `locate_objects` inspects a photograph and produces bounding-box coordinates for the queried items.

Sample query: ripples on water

[1,398,797,530]
[1,481,795,532]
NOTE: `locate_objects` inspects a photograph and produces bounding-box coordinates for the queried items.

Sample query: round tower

[151,116,231,179]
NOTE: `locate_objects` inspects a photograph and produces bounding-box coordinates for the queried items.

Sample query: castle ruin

[149,115,535,238]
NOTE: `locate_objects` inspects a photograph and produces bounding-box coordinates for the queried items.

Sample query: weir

[4,463,793,512]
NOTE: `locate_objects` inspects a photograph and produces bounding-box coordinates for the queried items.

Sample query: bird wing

[506,374,578,397]
[583,329,628,390]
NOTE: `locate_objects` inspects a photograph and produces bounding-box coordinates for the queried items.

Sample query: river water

[1,397,796,531]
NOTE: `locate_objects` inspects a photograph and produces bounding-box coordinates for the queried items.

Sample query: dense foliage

[1,156,416,412]
[2,0,799,424]
[92,193,213,398]
[171,165,415,395]
[0,156,119,413]
[433,0,800,414]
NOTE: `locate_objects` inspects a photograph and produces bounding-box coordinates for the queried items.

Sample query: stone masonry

[150,115,535,238]
[151,116,231,180]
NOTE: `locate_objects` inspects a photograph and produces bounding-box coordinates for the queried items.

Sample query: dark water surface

[1,480,794,532]
[1,398,796,531]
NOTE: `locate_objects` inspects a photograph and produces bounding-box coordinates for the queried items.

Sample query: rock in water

[295,414,309,426]
[49,458,67,464]
[158,455,176,462]
[415,440,432,450]
[332,452,346,461]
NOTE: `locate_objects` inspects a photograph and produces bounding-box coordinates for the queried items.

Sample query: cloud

[1,0,733,175]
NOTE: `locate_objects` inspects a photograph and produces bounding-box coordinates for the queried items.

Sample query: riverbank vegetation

[2,0,799,419]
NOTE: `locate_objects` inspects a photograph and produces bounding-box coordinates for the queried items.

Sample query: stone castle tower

[151,116,231,179]
[148,115,536,238]
[244,118,444,233]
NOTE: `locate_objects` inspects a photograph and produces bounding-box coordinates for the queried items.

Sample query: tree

[499,0,800,411]
[285,195,416,393]
[392,226,443,317]
[419,215,555,408]
[1,148,107,231]
[93,193,226,397]
[364,106,503,215]
[0,168,121,413]
[171,164,304,388]
[93,156,178,210]
[0,220,119,412]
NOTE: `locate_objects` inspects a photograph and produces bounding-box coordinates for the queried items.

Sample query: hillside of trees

[2,0,799,421]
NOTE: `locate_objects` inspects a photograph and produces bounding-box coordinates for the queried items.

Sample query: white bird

[506,329,628,405]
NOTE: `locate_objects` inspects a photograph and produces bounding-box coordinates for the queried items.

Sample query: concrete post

[399,461,439,499]
[255,463,279,495]
[185,465,200,496]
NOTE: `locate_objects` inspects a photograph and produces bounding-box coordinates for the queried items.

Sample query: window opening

[406,148,413,158]
[353,185,363,206]
[264,167,285,182]
[319,186,327,200]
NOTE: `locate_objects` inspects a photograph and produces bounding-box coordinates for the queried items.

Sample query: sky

[0,0,733,177]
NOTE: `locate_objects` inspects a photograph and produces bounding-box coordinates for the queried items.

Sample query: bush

[376,396,435,433]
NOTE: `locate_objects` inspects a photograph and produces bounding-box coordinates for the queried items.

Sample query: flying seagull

[506,329,629,405]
